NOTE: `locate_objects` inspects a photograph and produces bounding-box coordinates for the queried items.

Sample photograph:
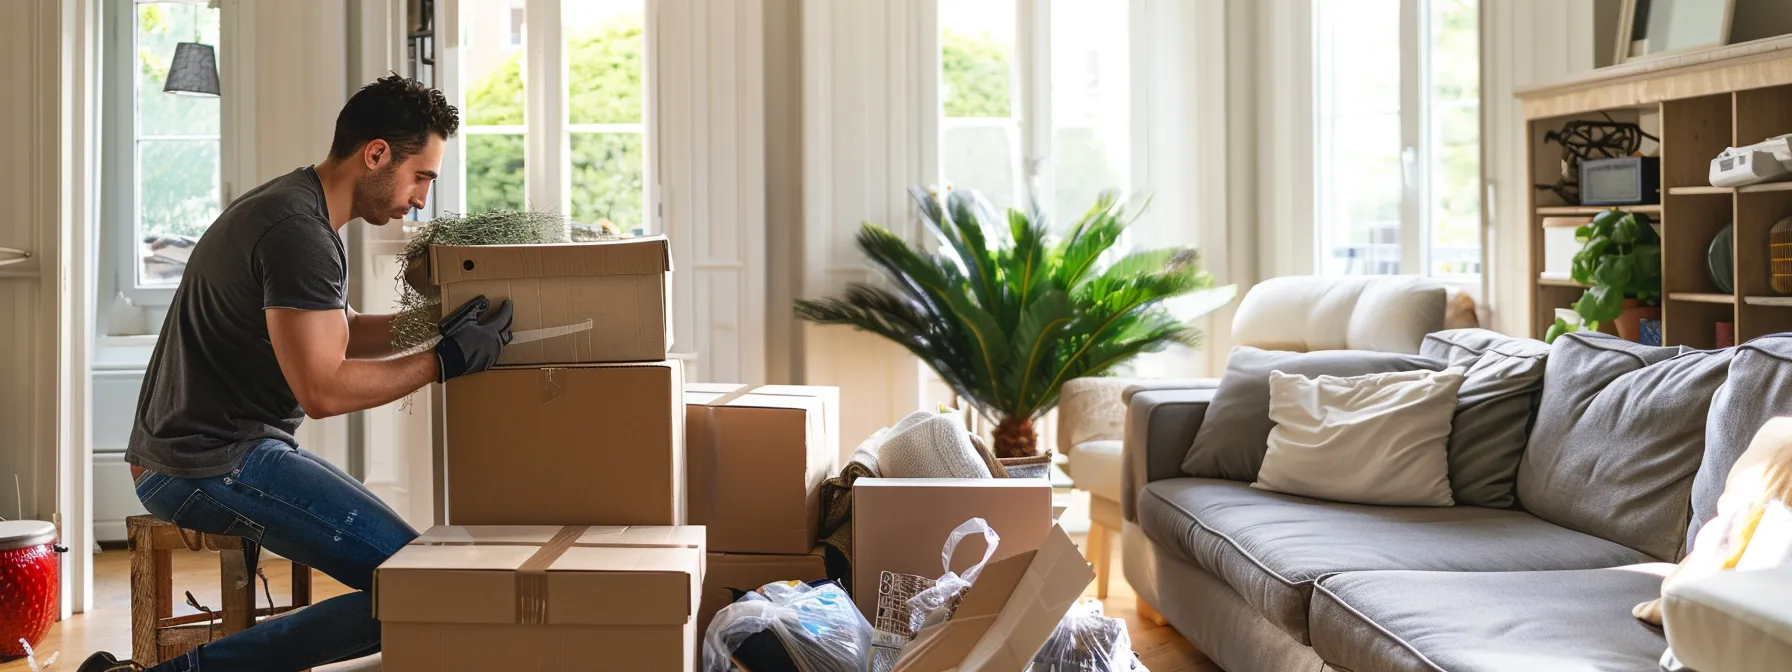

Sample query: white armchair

[1058,275,1476,597]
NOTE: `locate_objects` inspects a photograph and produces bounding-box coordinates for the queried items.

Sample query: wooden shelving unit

[1519,42,1792,347]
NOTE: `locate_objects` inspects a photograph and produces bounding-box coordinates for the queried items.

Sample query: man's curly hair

[329,74,460,162]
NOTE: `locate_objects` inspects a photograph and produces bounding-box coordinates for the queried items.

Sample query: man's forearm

[345,312,401,359]
[302,350,438,418]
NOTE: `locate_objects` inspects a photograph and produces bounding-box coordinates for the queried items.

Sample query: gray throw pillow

[1181,346,1442,482]
[1420,329,1550,509]
[1517,332,1733,562]
[1686,334,1792,550]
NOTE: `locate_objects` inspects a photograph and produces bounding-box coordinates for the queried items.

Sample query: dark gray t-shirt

[127,167,347,478]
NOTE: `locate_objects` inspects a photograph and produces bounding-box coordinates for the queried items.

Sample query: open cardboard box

[686,384,838,554]
[892,524,1093,671]
[852,478,1055,619]
[427,236,673,365]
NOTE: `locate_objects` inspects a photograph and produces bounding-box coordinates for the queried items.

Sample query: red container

[0,521,60,658]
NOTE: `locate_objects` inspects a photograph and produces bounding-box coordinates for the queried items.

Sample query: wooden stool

[126,515,313,665]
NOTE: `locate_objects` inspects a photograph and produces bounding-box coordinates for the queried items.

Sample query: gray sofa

[1118,330,1792,672]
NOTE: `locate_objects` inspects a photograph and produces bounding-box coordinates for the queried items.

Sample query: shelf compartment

[1667,292,1736,304]
[1662,299,1735,350]
[1535,204,1663,215]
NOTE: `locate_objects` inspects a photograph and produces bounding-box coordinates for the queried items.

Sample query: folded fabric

[877,411,992,479]
[1252,367,1465,507]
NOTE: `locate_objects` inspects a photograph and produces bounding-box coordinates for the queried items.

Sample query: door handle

[0,246,30,267]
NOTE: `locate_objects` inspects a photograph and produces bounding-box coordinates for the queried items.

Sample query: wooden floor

[3,535,1217,671]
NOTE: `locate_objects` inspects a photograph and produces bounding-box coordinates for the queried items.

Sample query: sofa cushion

[1689,334,1792,547]
[1310,565,1673,672]
[1420,328,1550,509]
[1070,439,1123,503]
[1183,347,1442,482]
[1519,332,1734,561]
[1137,478,1650,644]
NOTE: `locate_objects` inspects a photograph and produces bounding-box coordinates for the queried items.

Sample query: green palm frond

[795,187,1236,445]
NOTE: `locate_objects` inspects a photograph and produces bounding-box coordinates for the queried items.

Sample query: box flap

[891,525,1092,671]
[576,525,706,548]
[547,547,700,625]
[429,236,671,285]
[685,382,750,401]
[414,525,563,546]
[380,543,539,571]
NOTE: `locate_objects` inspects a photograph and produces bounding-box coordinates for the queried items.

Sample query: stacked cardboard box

[684,383,840,634]
[379,236,707,670]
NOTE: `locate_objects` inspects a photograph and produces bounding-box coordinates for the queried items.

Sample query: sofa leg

[1136,596,1168,627]
[1087,522,1113,599]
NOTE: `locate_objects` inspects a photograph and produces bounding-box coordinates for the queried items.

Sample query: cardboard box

[851,478,1055,619]
[892,524,1093,671]
[429,236,673,365]
[697,546,829,637]
[446,361,685,526]
[375,524,706,672]
[686,384,838,554]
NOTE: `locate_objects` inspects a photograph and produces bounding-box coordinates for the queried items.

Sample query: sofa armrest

[1121,378,1220,405]
[1121,387,1215,523]
[1663,566,1792,672]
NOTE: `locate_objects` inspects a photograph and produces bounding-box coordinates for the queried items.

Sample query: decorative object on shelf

[1580,157,1661,205]
[1535,116,1657,205]
[1639,319,1664,346]
[1709,224,1736,294]
[1613,0,1735,65]
[1717,322,1735,349]
[1546,209,1662,343]
[1709,135,1792,187]
[1773,216,1792,294]
[795,187,1236,458]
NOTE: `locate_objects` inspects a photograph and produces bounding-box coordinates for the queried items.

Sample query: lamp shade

[163,42,220,97]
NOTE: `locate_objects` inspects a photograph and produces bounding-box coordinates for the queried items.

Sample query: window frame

[104,0,229,307]
[441,0,657,235]
[1312,0,1482,284]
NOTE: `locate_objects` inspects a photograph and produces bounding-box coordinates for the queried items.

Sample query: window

[937,0,1133,231]
[456,0,649,240]
[109,0,223,291]
[1314,0,1479,278]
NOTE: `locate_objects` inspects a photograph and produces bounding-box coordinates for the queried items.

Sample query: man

[79,76,512,672]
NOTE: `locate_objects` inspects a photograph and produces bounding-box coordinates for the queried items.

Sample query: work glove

[436,295,514,382]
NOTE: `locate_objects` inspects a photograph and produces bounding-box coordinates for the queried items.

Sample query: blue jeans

[134,439,419,672]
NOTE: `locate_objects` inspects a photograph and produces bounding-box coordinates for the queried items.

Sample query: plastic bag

[702,579,872,672]
[904,517,1001,634]
[1030,600,1149,672]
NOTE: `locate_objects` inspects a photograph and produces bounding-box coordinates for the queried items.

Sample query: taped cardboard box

[446,360,684,526]
[686,384,838,554]
[851,478,1054,619]
[697,546,829,637]
[375,524,706,672]
[429,236,672,365]
[891,524,1093,671]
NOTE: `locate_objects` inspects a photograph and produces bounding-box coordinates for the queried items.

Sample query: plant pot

[1614,299,1661,342]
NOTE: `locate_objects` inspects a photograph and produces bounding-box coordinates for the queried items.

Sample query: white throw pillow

[1252,367,1465,506]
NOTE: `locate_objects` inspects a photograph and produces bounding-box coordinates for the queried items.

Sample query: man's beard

[353,162,400,224]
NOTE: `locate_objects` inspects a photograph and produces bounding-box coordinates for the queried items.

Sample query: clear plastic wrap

[1030,600,1150,672]
[903,517,1001,634]
[702,579,872,672]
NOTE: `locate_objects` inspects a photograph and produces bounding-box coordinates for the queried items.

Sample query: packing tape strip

[509,319,595,346]
[514,525,589,625]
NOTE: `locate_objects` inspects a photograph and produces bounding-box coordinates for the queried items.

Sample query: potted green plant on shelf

[796,187,1235,458]
[1545,208,1662,343]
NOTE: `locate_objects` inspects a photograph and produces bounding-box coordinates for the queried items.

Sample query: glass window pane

[465,133,526,212]
[566,1,645,125]
[1050,0,1129,229]
[463,0,526,213]
[1429,0,1480,276]
[136,2,221,137]
[940,1,1014,119]
[1316,0,1403,276]
[138,139,220,284]
[943,120,1019,216]
[570,132,645,237]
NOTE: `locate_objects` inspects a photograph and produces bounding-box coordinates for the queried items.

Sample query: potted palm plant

[796,187,1234,458]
